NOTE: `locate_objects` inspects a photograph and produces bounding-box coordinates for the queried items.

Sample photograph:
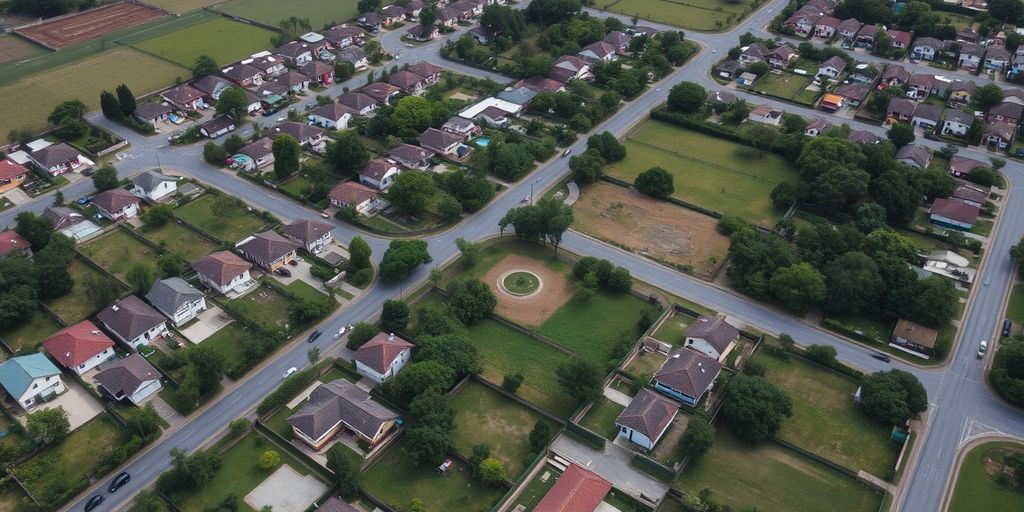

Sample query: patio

[179,305,234,344]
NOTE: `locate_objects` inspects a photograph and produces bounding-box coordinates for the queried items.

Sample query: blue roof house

[0,354,66,411]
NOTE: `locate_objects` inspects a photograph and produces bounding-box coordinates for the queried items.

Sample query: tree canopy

[380,239,432,282]
[721,374,793,443]
[860,369,928,424]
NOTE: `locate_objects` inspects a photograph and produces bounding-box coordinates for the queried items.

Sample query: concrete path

[148,395,184,427]
[551,435,668,502]
[563,181,580,206]
[603,387,633,407]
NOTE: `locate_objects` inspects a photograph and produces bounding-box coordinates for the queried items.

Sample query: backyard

[606,120,800,227]
[596,0,758,31]
[46,259,126,324]
[218,0,361,28]
[578,397,626,440]
[507,465,561,512]
[0,310,63,354]
[228,284,294,331]
[538,291,655,368]
[133,17,276,68]
[753,72,817,103]
[138,221,218,262]
[175,194,269,243]
[201,323,255,372]
[653,312,699,345]
[80,229,160,281]
[948,441,1024,512]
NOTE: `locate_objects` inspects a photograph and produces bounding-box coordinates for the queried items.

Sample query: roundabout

[499,270,543,297]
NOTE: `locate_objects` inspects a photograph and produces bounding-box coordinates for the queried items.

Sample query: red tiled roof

[0,159,27,181]
[329,181,377,206]
[43,320,114,368]
[192,251,252,286]
[0,230,30,255]
[534,464,612,512]
[354,333,413,374]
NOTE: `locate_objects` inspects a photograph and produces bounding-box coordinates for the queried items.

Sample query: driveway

[30,379,103,431]
[2,187,30,205]
[179,305,233,344]
[271,257,334,298]
[551,434,669,503]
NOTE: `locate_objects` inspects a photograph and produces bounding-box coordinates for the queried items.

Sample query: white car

[283,367,298,379]
[978,340,988,359]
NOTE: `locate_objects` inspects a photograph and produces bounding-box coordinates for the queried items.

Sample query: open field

[677,427,883,512]
[578,397,626,440]
[0,35,48,64]
[0,47,186,136]
[0,310,63,354]
[175,194,268,243]
[133,17,275,68]
[449,380,559,479]
[753,71,816,102]
[218,0,360,28]
[538,291,654,368]
[139,221,218,262]
[596,0,757,31]
[46,258,126,324]
[606,120,799,227]
[573,181,729,278]
[757,351,898,476]
[363,436,505,512]
[480,253,574,326]
[229,284,293,331]
[948,441,1024,512]
[81,229,160,281]
[145,0,228,13]
[1007,285,1024,324]
[17,1,166,50]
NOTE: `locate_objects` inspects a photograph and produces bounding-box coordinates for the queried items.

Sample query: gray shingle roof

[654,348,722,399]
[95,354,160,398]
[685,315,738,354]
[132,170,176,193]
[287,379,396,440]
[96,295,166,342]
[146,278,205,319]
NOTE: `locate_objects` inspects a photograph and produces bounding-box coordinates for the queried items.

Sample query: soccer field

[134,17,276,67]
[218,0,361,28]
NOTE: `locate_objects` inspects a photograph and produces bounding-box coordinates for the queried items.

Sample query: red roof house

[354,333,414,383]
[0,230,31,258]
[534,464,612,512]
[43,320,116,375]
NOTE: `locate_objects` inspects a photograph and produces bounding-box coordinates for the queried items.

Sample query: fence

[631,451,676,482]
[469,374,568,425]
[254,420,335,482]
[564,421,606,449]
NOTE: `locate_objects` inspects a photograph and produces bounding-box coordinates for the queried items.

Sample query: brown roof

[283,219,333,245]
[222,63,263,82]
[364,81,402,102]
[888,97,916,117]
[238,231,300,263]
[354,333,414,374]
[309,102,356,120]
[329,181,377,206]
[387,143,435,164]
[0,230,30,255]
[534,464,611,512]
[92,188,140,214]
[892,319,938,348]
[0,159,27,181]
[418,127,464,151]
[95,354,160,398]
[930,197,980,224]
[984,120,1015,140]
[654,348,722,399]
[96,295,165,342]
[240,137,274,159]
[287,379,396,440]
[161,85,205,105]
[387,70,426,89]
[989,101,1024,120]
[952,184,989,205]
[896,144,933,168]
[274,122,324,143]
[949,156,986,175]
[615,388,678,441]
[338,92,378,110]
[514,76,564,94]
[360,159,398,180]
[316,497,359,512]
[192,251,252,286]
[685,315,738,353]
[43,320,114,368]
[834,82,870,101]
[300,60,334,79]
[31,143,80,168]
[882,64,910,83]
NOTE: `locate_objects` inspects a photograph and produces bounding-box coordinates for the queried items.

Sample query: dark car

[1004,319,1013,337]
[82,168,96,176]
[85,494,104,512]
[307,330,322,343]
[108,471,130,492]
[275,267,291,277]
[924,131,940,141]
[77,195,94,205]
[1017,148,1024,158]
[870,353,891,363]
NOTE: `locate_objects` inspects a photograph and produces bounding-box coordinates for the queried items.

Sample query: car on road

[562,148,572,157]
[108,471,130,492]
[978,340,988,359]
[283,367,298,379]
[275,268,291,277]
[871,353,891,362]
[1016,148,1024,158]
[321,212,330,218]
[77,195,94,205]
[85,495,104,512]
[82,168,96,176]
[307,330,322,343]
[944,144,959,155]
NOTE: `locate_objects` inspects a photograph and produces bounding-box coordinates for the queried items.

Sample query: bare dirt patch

[573,181,730,279]
[482,254,574,326]
[0,35,45,63]
[17,1,166,49]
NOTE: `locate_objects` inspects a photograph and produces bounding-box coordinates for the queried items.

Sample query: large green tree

[325,443,362,497]
[859,369,928,424]
[390,96,434,137]
[326,131,370,176]
[635,167,674,198]
[824,252,883,314]
[272,134,301,181]
[388,171,437,214]
[667,81,706,114]
[216,87,249,121]
[556,358,602,403]
[721,374,792,443]
[445,279,497,324]
[769,262,826,313]
[380,239,432,282]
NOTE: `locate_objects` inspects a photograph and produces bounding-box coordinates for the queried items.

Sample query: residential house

[236,231,300,271]
[940,40,961,61]
[615,388,679,450]
[985,45,1011,72]
[958,27,979,43]
[837,18,862,41]
[930,197,980,229]
[354,333,414,384]
[1003,88,1024,105]
[94,354,162,406]
[274,122,327,150]
[715,59,742,79]
[93,188,141,221]
[855,24,876,47]
[895,144,933,169]
[146,277,207,327]
[133,102,173,127]
[959,43,985,70]
[907,73,934,99]
[983,121,1014,149]
[301,61,335,86]
[274,41,314,66]
[735,71,758,86]
[42,206,100,241]
[496,86,538,107]
[815,16,840,38]
[533,464,611,512]
[551,55,591,83]
[357,11,387,32]
[387,144,435,170]
[0,159,28,194]
[0,230,31,259]
[282,219,334,254]
[43,320,115,376]
[952,182,990,208]
[887,29,912,49]
[418,127,466,156]
[948,155,987,177]
[603,30,631,51]
[805,117,833,136]
[514,76,566,94]
[820,93,844,112]
[381,4,408,20]
[29,143,85,176]
[308,102,355,131]
[193,251,255,295]
[706,90,737,113]
[337,47,369,70]
[192,75,234,100]
[96,295,169,350]
[765,45,798,69]
[249,53,287,77]
[275,71,311,94]
[222,63,264,87]
[880,64,910,89]
[406,24,438,41]
[238,137,275,170]
[160,85,206,111]
[442,116,478,137]
[786,10,822,38]
[887,97,917,122]
[578,41,618,62]
[653,348,723,406]
[911,37,942,60]
[407,62,442,85]
[329,181,379,215]
[988,101,1024,125]
[338,92,378,116]
[848,62,882,84]
[747,104,784,126]
[738,43,767,67]
[388,70,429,95]
[834,82,871,106]
[930,75,953,98]
[912,104,942,130]
[0,354,66,411]
[890,319,938,359]
[948,79,976,107]
[849,129,882,144]
[684,315,738,362]
[200,116,236,139]
[469,25,495,44]
[1011,55,1024,76]
[470,106,508,127]
[817,55,846,79]
[941,110,974,137]
[287,379,398,450]
[359,159,402,191]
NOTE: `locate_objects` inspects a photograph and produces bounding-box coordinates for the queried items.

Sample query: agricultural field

[133,17,276,68]
[0,47,186,136]
[218,0,360,28]
[605,120,800,227]
[948,441,1024,512]
[16,1,166,49]
[572,181,729,278]
[0,310,63,354]
[0,35,47,64]
[80,229,160,281]
[138,221,218,262]
[46,258,126,324]
[595,0,758,31]
[174,194,268,243]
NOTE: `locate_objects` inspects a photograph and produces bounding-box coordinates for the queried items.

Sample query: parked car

[562,148,572,157]
[307,330,322,343]
[85,495,104,512]
[1016,148,1024,158]
[77,195,94,205]
[275,268,291,277]
[924,131,940,141]
[108,471,130,493]
[82,168,96,176]
[283,367,298,379]
[1004,319,1013,337]
[978,340,988,359]
[870,353,891,363]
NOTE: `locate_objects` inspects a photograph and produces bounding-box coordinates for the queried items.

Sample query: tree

[100,90,122,120]
[53,190,64,207]
[188,344,226,395]
[415,333,480,377]
[26,406,70,444]
[48,99,86,125]
[721,374,793,443]
[488,143,536,181]
[976,84,1005,110]
[796,137,866,182]
[909,277,958,328]
[258,450,281,469]
[272,134,300,181]
[667,81,706,113]
[1011,238,1024,274]
[568,150,605,185]
[141,203,175,228]
[307,347,321,366]
[498,197,573,253]
[525,0,581,24]
[15,211,54,250]
[556,358,602,403]
[326,131,370,176]
[887,122,915,148]
[811,165,870,211]
[92,163,119,191]
[85,273,121,310]
[446,279,497,324]
[223,134,246,155]
[348,236,372,272]
[325,443,361,497]
[634,167,674,198]
[334,60,356,82]
[204,141,228,165]
[192,55,218,78]
[159,252,189,278]
[455,238,480,266]
[216,87,249,121]
[419,3,437,31]
[587,131,626,162]
[346,322,380,349]
[393,360,455,403]
[860,369,928,424]
[390,96,434,137]
[388,171,437,214]
[116,84,136,117]
[382,299,410,333]
[380,240,432,282]
[990,0,1024,23]
[529,421,552,452]
[679,414,715,458]
[746,124,779,156]
[769,262,826,313]
[825,252,883,314]
[274,16,312,46]
[855,202,888,233]
[357,0,380,12]
[502,373,525,394]
[409,498,426,512]
[127,263,155,292]
[131,491,169,512]
[806,344,838,366]
[479,458,506,485]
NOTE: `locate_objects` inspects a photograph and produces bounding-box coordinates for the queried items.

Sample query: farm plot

[572,181,729,278]
[46,258,127,324]
[605,120,800,227]
[80,229,160,281]
[597,0,757,31]
[0,35,47,64]
[948,441,1024,512]
[174,194,269,243]
[218,0,360,28]
[133,17,276,68]
[16,1,166,50]
[145,0,227,13]
[138,221,218,262]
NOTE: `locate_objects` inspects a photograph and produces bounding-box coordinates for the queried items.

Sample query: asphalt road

[3,2,1015,511]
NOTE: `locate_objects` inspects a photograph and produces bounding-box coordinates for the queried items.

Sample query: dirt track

[17,1,165,49]
[481,254,574,326]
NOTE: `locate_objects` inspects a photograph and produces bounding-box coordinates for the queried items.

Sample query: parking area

[179,305,233,344]
[244,464,327,512]
[28,378,104,431]
[551,433,669,502]
[270,257,333,297]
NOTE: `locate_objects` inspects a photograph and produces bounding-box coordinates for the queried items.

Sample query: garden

[80,229,160,281]
[174,194,270,243]
[45,258,126,324]
[751,71,818,104]
[948,441,1024,512]
[133,17,276,68]
[138,220,218,262]
[578,396,626,441]
[200,323,257,372]
[226,284,295,332]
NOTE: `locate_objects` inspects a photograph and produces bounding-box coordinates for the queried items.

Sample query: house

[380,4,409,20]
[834,82,870,106]
[739,43,767,67]
[0,230,31,259]
[236,231,300,271]
[287,379,398,450]
[97,295,169,350]
[820,93,844,112]
[337,47,369,70]
[407,62,442,85]
[855,24,876,47]
[324,25,365,49]
[736,72,758,86]
[359,159,402,191]
[496,86,538,107]
[907,73,934,99]
[912,104,942,130]
[283,219,334,254]
[615,388,679,450]
[199,116,235,139]
[354,332,414,383]
[985,45,1011,71]
[837,18,862,40]
[514,76,566,94]
[42,206,99,241]
[192,75,234,100]
[930,197,980,229]
[222,63,264,87]
[983,121,1014,149]
[1003,88,1024,105]
[193,251,255,295]
[890,319,938,359]
[552,55,591,83]
[300,61,335,86]
[817,55,846,79]
[896,144,933,169]
[988,101,1024,125]
[603,30,631,50]
[133,102,173,126]
[442,116,478,137]
[43,321,115,376]
[329,181,379,215]
[274,41,314,66]
[160,85,206,111]
[389,70,429,95]
[93,188,141,221]
[715,59,742,79]
[787,10,821,37]
[29,143,85,176]
[887,97,917,122]
[765,45,798,69]
[653,348,723,406]
[308,102,356,130]
[0,354,66,411]
[94,354,162,406]
[684,315,738,362]
[316,498,360,512]
[849,62,882,84]
[249,53,287,77]
[957,27,979,43]
[274,122,326,150]
[534,464,611,512]
[887,29,912,49]
[338,92,378,116]
[815,16,840,38]
[747,105,784,126]
[146,277,207,327]
[238,137,275,170]
[418,127,465,156]
[911,37,942,60]
[0,159,28,194]
[578,41,618,62]
[958,43,985,70]
[473,106,510,127]
[952,182,990,207]
[357,11,385,31]
[805,117,833,136]
[880,64,910,89]
[940,39,961,61]
[275,70,312,94]
[387,144,435,170]
[941,110,974,137]
[849,129,881,144]
[948,155,986,177]
[706,90,737,112]
[470,25,495,44]
[407,24,438,41]
[948,79,976,107]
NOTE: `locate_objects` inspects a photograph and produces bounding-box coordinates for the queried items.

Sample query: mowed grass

[0,310,63,354]
[175,194,268,243]
[676,427,882,512]
[138,221,218,262]
[228,284,293,330]
[757,351,898,476]
[598,0,755,31]
[948,441,1024,512]
[199,323,251,371]
[578,397,626,440]
[538,291,653,368]
[219,0,360,28]
[1006,284,1024,324]
[0,47,186,136]
[0,35,47,64]
[754,72,814,100]
[80,229,160,281]
[606,121,799,227]
[653,313,695,345]
[363,435,506,512]
[134,17,276,68]
[145,0,227,13]
[449,380,560,479]
[46,259,126,324]
[284,279,331,302]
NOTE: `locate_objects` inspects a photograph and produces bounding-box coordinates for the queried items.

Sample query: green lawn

[973,219,994,237]
[0,310,63,354]
[653,313,694,345]
[676,427,883,512]
[506,465,560,512]
[200,323,251,372]
[597,0,757,31]
[279,175,313,198]
[948,441,1024,512]
[625,350,667,377]
[175,194,268,243]
[578,397,626,441]
[449,380,560,480]
[606,120,800,227]
[753,72,815,101]
[46,259,126,324]
[138,221,218,262]
[284,279,331,303]
[218,0,361,28]
[144,0,225,13]
[134,17,276,68]
[362,436,506,512]
[228,284,293,331]
[1007,284,1024,324]
[80,229,160,281]
[0,413,34,463]
[538,291,654,368]
[449,242,567,285]
[757,351,899,477]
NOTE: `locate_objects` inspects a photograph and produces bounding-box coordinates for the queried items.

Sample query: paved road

[5,3,1014,511]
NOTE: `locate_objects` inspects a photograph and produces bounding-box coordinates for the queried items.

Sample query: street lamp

[530,176,542,205]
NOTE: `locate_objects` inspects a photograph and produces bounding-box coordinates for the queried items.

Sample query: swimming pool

[474,137,491,147]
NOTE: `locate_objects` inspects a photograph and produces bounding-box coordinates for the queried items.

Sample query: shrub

[258,450,281,469]
[502,373,524,393]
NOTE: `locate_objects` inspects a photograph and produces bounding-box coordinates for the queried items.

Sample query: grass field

[948,441,1024,512]
[0,310,63,354]
[139,221,218,262]
[363,435,506,512]
[146,0,228,13]
[754,72,815,101]
[596,0,757,31]
[284,279,331,302]
[0,47,186,136]
[228,284,293,331]
[199,323,251,371]
[653,312,696,345]
[677,427,883,512]
[449,380,560,479]
[606,120,800,227]
[46,259,126,324]
[578,397,626,440]
[81,229,160,281]
[280,175,313,197]
[0,35,48,64]
[1007,285,1024,324]
[175,194,268,243]
[538,291,654,368]
[757,351,898,476]
[218,0,360,28]
[134,17,276,68]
